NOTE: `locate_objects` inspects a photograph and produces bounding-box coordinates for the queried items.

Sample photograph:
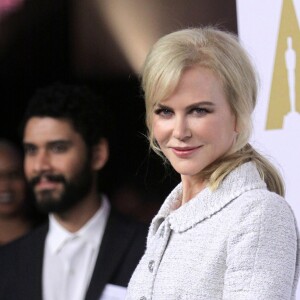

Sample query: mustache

[29,173,67,188]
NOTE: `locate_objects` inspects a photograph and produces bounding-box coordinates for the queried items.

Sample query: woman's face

[152,66,237,178]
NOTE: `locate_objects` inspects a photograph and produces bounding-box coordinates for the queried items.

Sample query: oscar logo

[266,0,300,130]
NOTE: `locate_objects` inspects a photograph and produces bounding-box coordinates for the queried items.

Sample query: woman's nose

[172,117,192,141]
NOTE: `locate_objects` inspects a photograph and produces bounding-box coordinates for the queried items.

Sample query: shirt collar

[47,195,110,254]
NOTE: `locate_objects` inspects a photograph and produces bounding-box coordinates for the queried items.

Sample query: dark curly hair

[20,83,112,149]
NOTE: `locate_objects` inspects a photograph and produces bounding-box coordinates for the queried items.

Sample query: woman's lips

[171,146,201,157]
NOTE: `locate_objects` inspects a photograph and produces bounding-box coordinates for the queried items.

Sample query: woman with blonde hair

[126,27,299,299]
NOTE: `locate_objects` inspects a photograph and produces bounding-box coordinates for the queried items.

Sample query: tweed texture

[126,162,299,300]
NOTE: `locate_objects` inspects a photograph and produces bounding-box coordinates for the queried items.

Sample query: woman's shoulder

[231,188,297,233]
[237,187,290,211]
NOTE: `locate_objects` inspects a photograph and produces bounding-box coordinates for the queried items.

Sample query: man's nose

[32,151,52,173]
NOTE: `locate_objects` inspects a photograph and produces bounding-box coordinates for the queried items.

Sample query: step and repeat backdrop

[237,0,300,296]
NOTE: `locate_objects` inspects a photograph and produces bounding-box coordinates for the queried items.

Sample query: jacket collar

[150,162,267,234]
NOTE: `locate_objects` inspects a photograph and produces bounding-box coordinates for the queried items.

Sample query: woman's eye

[190,107,210,115]
[154,108,173,117]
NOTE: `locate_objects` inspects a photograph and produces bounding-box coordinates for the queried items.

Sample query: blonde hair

[142,26,284,196]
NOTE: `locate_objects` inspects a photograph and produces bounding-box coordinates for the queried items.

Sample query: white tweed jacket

[126,162,299,300]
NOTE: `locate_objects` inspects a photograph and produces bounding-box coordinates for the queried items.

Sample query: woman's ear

[91,138,109,171]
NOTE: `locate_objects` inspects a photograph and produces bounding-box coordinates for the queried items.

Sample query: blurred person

[0,83,147,300]
[126,27,299,300]
[0,139,32,244]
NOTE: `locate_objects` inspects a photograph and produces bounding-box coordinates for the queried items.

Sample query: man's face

[23,117,93,214]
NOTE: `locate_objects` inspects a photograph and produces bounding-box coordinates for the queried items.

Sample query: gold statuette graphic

[267,0,300,129]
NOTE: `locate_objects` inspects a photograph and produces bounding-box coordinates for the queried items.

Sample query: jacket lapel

[84,211,137,300]
[32,224,48,300]
[19,223,48,300]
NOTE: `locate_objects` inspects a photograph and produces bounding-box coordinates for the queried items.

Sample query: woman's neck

[181,175,207,206]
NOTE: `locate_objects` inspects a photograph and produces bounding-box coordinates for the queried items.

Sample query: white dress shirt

[43,195,110,300]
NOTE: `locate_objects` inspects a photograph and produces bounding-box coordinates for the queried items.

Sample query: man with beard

[0,83,147,300]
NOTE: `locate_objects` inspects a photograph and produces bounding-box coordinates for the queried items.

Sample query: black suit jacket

[0,210,147,300]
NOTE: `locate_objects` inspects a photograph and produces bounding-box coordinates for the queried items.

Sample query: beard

[28,159,93,214]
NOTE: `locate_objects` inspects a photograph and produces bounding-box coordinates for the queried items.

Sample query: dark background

[0,0,237,222]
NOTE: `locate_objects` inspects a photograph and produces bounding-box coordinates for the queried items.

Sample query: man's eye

[52,144,67,153]
[24,146,36,155]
